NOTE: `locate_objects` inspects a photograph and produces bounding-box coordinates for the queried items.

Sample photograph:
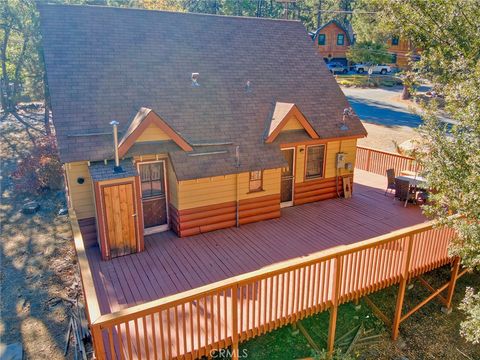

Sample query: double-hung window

[305,145,326,179]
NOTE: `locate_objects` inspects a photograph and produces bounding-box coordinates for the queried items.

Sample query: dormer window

[318,34,326,45]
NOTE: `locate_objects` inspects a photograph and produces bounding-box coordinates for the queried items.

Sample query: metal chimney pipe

[110,120,120,169]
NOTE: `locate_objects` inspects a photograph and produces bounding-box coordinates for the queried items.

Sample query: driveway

[342,86,423,128]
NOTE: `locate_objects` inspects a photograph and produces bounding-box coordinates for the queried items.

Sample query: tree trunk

[1,28,11,112]
[317,0,322,28]
[12,37,28,107]
[402,84,411,100]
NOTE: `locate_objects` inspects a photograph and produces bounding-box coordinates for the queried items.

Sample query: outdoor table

[396,175,428,189]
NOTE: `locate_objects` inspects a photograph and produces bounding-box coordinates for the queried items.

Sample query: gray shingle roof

[39,4,366,181]
[89,159,138,182]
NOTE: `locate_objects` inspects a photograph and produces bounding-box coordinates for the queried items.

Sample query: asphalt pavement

[341,86,423,128]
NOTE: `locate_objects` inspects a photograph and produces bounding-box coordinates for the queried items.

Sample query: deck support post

[327,256,342,356]
[231,285,239,360]
[392,235,414,340]
[90,324,106,360]
[444,257,461,311]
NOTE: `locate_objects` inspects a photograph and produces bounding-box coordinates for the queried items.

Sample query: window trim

[248,170,264,193]
[337,34,345,46]
[318,33,326,46]
[305,144,326,180]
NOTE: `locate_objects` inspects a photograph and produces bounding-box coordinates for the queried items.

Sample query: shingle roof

[39,4,366,181]
[89,159,138,182]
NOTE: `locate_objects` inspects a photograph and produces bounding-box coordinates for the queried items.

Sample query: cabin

[40,5,366,261]
[386,36,419,69]
[39,6,465,360]
[310,20,354,66]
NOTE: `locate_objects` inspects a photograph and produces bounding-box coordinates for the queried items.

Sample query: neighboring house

[386,36,419,68]
[39,4,366,260]
[310,20,354,66]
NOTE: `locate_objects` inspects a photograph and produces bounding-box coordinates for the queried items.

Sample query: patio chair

[394,178,417,207]
[385,168,396,196]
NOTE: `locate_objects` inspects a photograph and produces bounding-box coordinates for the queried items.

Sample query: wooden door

[139,161,168,232]
[281,148,295,206]
[102,182,138,258]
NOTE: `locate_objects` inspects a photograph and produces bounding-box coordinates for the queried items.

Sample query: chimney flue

[110,120,122,172]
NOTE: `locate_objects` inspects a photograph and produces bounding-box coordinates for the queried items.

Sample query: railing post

[327,256,342,356]
[231,285,239,360]
[366,149,372,172]
[392,235,414,340]
[90,323,106,360]
[443,257,461,311]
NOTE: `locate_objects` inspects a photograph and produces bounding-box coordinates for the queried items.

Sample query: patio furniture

[385,168,396,196]
[400,170,418,177]
[394,178,417,207]
[396,175,428,190]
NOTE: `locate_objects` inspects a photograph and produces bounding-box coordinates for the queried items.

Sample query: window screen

[306,145,326,179]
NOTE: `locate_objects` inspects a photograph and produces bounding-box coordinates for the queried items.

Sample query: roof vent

[191,73,200,87]
[245,80,252,93]
[340,107,353,131]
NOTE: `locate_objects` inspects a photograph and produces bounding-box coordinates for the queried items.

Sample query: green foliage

[459,287,480,344]
[371,0,480,343]
[346,41,392,64]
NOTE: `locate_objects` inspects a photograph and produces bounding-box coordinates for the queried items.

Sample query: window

[305,145,325,179]
[318,34,326,46]
[337,34,345,46]
[139,162,165,198]
[391,53,397,64]
[392,36,399,46]
[249,170,263,192]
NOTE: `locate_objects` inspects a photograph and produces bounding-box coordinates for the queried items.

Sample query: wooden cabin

[386,36,419,69]
[40,5,367,260]
[310,20,354,66]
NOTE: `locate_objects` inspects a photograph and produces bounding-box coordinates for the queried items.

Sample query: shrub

[12,134,63,193]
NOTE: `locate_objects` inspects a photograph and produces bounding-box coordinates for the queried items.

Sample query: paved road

[342,86,423,128]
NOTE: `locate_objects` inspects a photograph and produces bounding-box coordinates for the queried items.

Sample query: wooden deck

[83,169,426,316]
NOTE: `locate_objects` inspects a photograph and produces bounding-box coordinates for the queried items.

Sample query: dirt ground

[1,108,479,360]
[357,122,418,153]
[0,109,81,359]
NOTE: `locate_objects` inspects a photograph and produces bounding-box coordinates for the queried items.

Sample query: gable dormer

[118,107,192,157]
[265,102,319,143]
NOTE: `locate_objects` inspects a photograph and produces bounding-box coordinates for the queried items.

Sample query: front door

[281,148,295,207]
[102,182,138,258]
[139,161,169,234]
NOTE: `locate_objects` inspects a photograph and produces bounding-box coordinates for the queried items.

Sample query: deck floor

[84,170,426,315]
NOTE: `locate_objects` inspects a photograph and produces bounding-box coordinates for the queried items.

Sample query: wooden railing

[81,220,454,360]
[355,146,422,176]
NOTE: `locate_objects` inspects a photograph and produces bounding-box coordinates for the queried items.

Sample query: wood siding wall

[135,123,171,142]
[176,168,281,210]
[65,161,95,219]
[315,22,351,59]
[170,194,281,237]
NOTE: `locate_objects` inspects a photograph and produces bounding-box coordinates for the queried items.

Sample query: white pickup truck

[354,64,392,75]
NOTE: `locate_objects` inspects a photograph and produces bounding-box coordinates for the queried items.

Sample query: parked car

[327,62,348,74]
[354,64,392,75]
